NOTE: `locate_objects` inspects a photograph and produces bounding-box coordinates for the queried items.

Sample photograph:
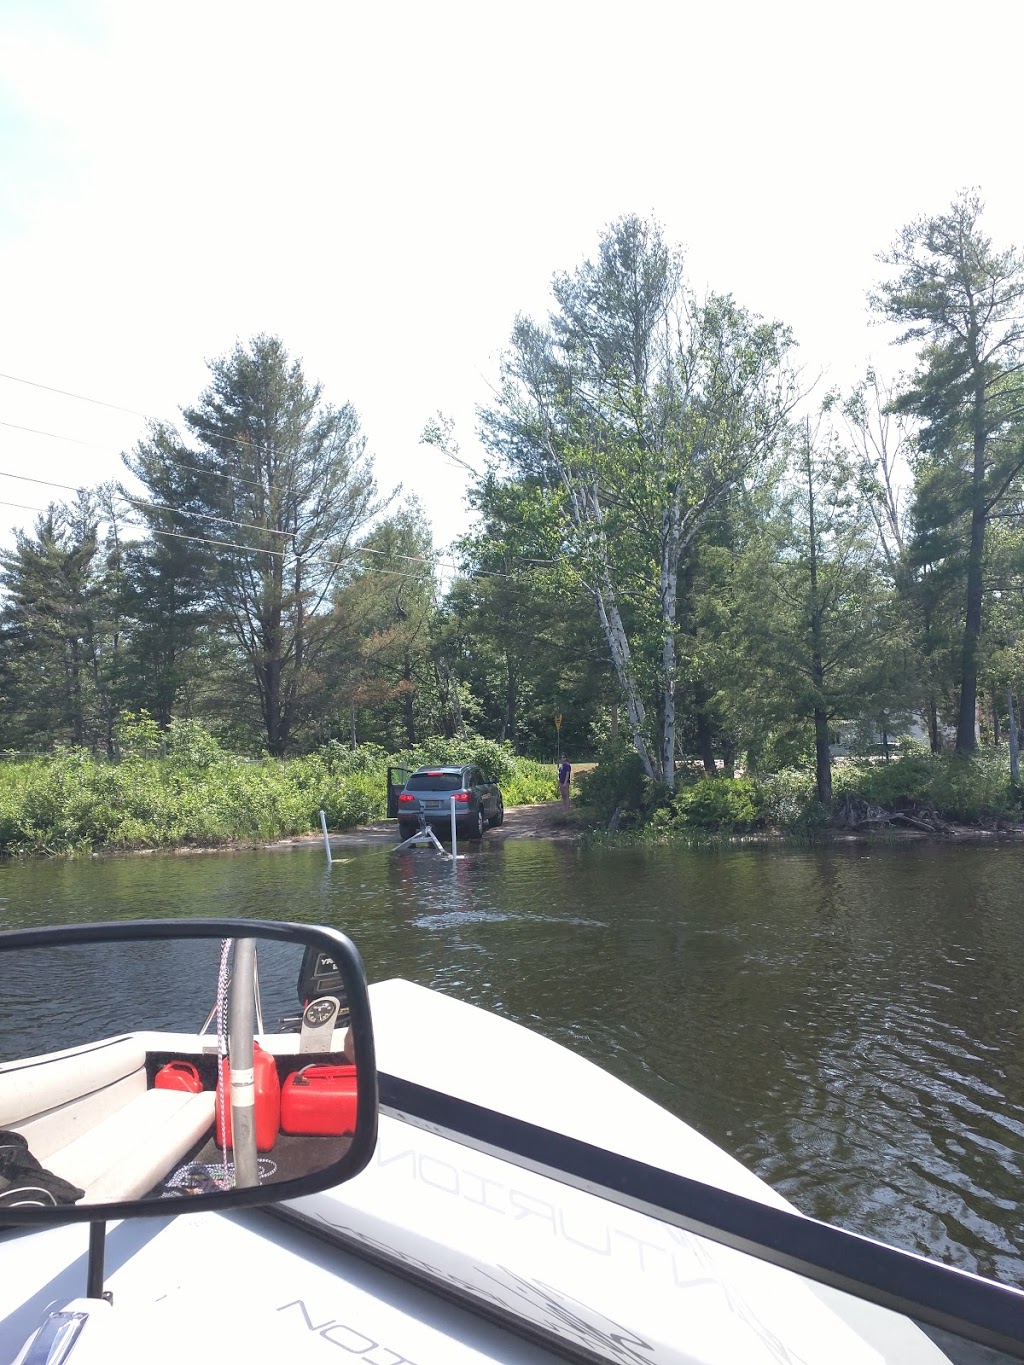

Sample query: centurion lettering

[277,1300,420,1365]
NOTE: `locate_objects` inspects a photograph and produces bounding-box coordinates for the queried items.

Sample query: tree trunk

[503,650,518,749]
[991,686,1001,747]
[402,650,416,745]
[263,656,285,757]
[694,681,716,775]
[1008,687,1020,785]
[805,426,831,806]
[659,508,682,793]
[814,706,833,804]
[593,573,657,781]
[721,737,736,780]
[956,391,987,754]
[579,486,657,782]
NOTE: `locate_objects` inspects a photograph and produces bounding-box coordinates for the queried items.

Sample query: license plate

[426,800,442,809]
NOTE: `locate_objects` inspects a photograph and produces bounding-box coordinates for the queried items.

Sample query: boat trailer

[393,804,454,857]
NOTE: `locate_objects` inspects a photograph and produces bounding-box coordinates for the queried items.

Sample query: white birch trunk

[659,502,684,793]
[564,477,658,781]
[593,568,658,781]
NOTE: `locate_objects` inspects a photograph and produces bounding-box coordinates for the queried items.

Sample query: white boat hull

[0,978,967,1364]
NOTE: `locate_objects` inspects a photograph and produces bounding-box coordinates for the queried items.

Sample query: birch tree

[480,216,796,789]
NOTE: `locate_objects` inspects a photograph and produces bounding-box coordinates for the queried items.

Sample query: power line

[0,490,586,602]
[0,369,356,498]
[0,419,109,450]
[0,469,84,496]
[0,372,520,577]
[0,371,151,420]
[0,463,520,581]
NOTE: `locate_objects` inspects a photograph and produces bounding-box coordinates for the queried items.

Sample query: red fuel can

[215,1043,281,1152]
[281,1064,358,1136]
[154,1061,203,1094]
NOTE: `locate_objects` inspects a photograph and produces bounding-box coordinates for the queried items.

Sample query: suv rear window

[406,772,463,792]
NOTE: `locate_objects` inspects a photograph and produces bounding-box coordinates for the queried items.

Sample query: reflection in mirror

[0,933,361,1210]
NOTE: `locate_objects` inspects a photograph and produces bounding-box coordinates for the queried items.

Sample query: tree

[872,191,1024,753]
[0,496,103,749]
[323,501,438,748]
[727,423,899,801]
[441,472,610,756]
[113,502,211,730]
[481,216,797,790]
[124,335,385,755]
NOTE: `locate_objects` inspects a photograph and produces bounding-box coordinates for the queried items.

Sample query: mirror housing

[0,919,378,1225]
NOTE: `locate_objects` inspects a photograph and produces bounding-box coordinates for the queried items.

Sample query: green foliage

[164,717,223,769]
[832,751,1021,821]
[0,724,556,856]
[114,711,164,759]
[666,776,759,830]
[752,768,819,830]
[576,741,649,822]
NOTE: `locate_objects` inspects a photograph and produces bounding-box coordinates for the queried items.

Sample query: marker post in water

[319,809,332,867]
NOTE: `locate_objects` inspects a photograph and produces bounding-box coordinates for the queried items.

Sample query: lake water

[1,835,1021,1288]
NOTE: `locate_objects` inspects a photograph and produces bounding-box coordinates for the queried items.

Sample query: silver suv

[397,765,504,841]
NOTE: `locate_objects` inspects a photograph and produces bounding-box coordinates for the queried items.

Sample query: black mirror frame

[0,918,378,1226]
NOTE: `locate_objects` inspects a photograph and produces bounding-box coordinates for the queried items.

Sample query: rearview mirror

[0,919,377,1224]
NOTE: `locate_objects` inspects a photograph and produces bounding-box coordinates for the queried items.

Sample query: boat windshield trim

[376,1072,1024,1361]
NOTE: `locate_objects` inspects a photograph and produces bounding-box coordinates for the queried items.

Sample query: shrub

[832,750,1021,822]
[672,776,759,830]
[577,740,650,823]
[753,768,818,830]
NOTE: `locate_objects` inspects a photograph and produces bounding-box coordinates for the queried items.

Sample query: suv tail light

[398,793,415,804]
[453,791,470,803]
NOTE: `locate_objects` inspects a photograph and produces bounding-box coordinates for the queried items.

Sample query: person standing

[557,757,571,813]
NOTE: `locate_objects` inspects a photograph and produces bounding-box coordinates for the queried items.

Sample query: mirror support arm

[86,1221,109,1302]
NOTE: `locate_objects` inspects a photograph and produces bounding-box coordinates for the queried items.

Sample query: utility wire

[0,464,532,582]
[0,371,150,420]
[0,491,588,603]
[0,370,359,498]
[0,419,109,450]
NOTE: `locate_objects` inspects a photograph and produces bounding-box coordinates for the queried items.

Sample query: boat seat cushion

[46,1088,216,1203]
[0,1036,147,1129]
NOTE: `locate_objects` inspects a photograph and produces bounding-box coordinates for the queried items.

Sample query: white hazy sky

[2,0,1023,558]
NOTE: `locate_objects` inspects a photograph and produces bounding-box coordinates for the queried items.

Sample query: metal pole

[228,937,259,1188]
[319,809,332,866]
[86,1221,106,1299]
[450,795,458,858]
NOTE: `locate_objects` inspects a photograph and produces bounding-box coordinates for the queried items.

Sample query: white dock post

[319,809,333,866]
[450,795,458,858]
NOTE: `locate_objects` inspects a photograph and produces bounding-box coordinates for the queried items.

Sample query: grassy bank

[0,722,555,856]
[577,744,1024,840]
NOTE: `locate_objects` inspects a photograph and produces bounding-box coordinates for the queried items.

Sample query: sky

[2,0,1024,563]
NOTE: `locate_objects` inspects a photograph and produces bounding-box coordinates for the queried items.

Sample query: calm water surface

[1,837,1021,1286]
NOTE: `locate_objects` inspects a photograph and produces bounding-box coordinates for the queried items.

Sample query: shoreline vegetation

[0,724,554,858]
[0,720,1022,859]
